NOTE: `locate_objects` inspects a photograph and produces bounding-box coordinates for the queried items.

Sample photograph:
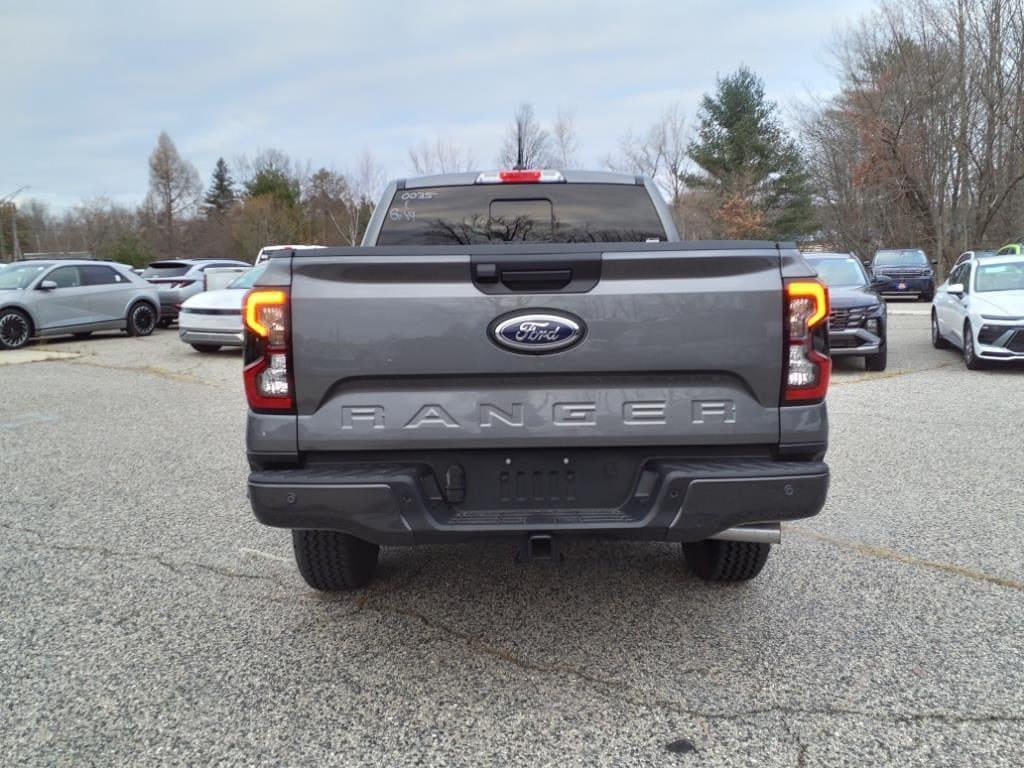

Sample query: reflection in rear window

[142,263,190,278]
[376,184,668,245]
[873,249,928,267]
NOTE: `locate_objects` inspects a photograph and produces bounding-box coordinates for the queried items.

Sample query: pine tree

[686,67,815,239]
[203,158,236,216]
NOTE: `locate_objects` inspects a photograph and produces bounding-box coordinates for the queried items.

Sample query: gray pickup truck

[243,170,831,590]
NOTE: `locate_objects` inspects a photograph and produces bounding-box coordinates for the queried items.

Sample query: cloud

[2,0,875,209]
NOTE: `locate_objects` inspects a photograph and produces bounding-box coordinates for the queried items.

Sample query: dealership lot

[2,313,1022,767]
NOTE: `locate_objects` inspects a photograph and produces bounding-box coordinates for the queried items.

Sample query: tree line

[3,0,1021,272]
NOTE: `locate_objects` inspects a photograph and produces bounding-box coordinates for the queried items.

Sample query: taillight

[783,279,830,404]
[475,170,565,184]
[243,289,293,412]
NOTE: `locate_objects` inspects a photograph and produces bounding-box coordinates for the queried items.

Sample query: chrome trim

[828,327,882,356]
[179,329,244,346]
[710,523,781,544]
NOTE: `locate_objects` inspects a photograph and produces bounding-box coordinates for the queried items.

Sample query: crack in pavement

[2,522,288,587]
[830,361,957,388]
[6,521,1023,731]
[351,576,1023,728]
[53,358,228,389]
[788,525,1024,593]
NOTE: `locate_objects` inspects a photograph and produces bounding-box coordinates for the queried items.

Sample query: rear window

[807,257,867,287]
[228,265,267,289]
[142,262,190,278]
[376,183,668,245]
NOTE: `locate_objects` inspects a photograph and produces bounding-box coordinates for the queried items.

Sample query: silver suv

[0,260,160,349]
[141,259,251,326]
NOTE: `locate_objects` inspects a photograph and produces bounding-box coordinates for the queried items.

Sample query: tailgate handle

[500,268,573,292]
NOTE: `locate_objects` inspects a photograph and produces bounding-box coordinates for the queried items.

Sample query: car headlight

[865,318,880,334]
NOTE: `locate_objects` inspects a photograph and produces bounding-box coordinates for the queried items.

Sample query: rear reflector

[476,170,565,184]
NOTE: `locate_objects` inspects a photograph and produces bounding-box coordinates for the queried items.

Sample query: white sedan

[931,253,1024,369]
[178,265,265,353]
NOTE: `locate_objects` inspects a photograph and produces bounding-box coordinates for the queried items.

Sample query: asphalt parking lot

[2,307,1022,767]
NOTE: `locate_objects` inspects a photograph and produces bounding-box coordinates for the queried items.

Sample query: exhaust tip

[710,524,782,545]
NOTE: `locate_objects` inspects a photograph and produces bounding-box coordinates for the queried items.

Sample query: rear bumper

[247,458,829,545]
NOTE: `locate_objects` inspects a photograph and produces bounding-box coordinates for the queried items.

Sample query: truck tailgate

[288,245,783,451]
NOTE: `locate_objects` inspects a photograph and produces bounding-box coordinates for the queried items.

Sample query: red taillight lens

[783,279,831,404]
[243,289,293,411]
[475,170,565,184]
[499,169,542,182]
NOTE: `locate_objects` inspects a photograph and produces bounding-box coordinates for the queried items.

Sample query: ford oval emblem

[491,312,585,354]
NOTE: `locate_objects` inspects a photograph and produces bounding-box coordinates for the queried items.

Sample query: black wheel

[72,332,93,340]
[963,322,985,370]
[126,302,157,337]
[865,343,887,371]
[931,311,950,349]
[0,308,32,350]
[157,318,174,329]
[190,344,221,354]
[292,530,380,591]
[682,539,771,582]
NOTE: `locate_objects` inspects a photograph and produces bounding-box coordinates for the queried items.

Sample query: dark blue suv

[865,248,938,301]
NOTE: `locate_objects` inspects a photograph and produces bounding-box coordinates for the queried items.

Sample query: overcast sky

[2,0,876,210]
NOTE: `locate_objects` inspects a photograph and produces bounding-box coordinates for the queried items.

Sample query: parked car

[254,244,325,265]
[178,265,266,353]
[995,240,1022,256]
[866,248,938,301]
[141,259,251,326]
[804,252,888,371]
[0,260,159,350]
[244,169,831,590]
[953,250,995,268]
[932,252,1024,369]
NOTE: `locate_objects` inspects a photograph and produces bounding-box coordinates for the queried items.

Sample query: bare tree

[606,104,689,205]
[499,103,552,168]
[551,108,580,168]
[330,150,387,246]
[143,132,200,257]
[408,138,476,175]
[801,0,1024,269]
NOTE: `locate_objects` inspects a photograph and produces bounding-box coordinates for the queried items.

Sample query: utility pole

[1,186,29,262]
[11,203,19,260]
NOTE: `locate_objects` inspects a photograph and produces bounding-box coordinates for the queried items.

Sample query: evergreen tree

[203,158,236,216]
[686,67,815,239]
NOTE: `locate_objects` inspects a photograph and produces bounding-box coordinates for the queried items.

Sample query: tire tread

[292,530,379,591]
[683,539,771,582]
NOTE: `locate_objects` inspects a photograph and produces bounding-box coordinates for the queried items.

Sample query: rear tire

[126,302,157,337]
[931,311,950,349]
[683,539,771,582]
[292,530,380,591]
[157,318,173,329]
[865,343,887,371]
[190,344,220,353]
[0,308,32,350]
